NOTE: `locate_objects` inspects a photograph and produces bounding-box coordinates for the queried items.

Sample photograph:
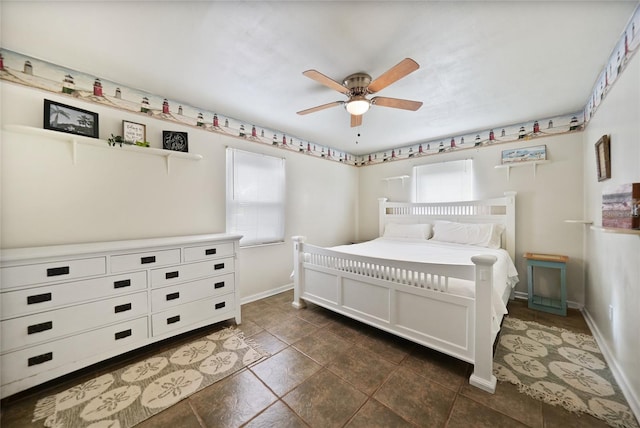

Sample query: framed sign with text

[123,120,146,144]
[162,131,188,152]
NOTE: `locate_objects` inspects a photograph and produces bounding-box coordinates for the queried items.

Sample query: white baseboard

[510,290,583,310]
[240,283,293,306]
[581,309,640,422]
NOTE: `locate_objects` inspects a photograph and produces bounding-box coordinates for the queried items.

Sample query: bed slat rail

[302,242,475,292]
[385,202,496,217]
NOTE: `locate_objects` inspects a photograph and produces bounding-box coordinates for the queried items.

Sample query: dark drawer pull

[114,303,132,313]
[115,329,132,340]
[141,256,156,264]
[28,352,53,366]
[114,279,131,289]
[167,315,180,325]
[27,293,52,305]
[28,321,53,335]
[215,302,226,310]
[166,292,180,301]
[47,266,69,277]
[214,281,225,289]
[214,263,225,270]
[165,271,179,279]
[205,248,217,255]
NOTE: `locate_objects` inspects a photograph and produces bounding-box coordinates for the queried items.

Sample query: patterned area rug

[493,318,638,428]
[32,327,268,428]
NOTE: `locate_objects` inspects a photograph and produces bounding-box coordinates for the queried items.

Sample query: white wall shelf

[494,160,549,181]
[382,175,410,185]
[590,225,640,236]
[4,125,203,173]
[565,221,640,235]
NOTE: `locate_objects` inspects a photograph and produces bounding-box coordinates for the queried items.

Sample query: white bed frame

[292,192,516,393]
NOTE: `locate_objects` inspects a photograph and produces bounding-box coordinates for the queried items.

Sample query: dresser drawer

[151,294,234,337]
[183,242,234,262]
[1,257,106,290]
[110,249,180,273]
[150,257,234,288]
[1,317,148,386]
[151,274,234,312]
[1,292,148,352]
[1,271,147,319]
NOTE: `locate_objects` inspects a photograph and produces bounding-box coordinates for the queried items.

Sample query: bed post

[378,198,388,237]
[292,236,307,309]
[469,254,498,393]
[503,191,517,261]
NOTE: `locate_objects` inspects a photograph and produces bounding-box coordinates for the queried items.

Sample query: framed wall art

[595,135,611,181]
[123,120,146,144]
[162,131,188,152]
[43,99,99,138]
[501,144,546,164]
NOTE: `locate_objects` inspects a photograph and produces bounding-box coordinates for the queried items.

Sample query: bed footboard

[291,236,498,393]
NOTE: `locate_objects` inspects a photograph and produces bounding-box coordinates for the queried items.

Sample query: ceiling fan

[297,58,423,127]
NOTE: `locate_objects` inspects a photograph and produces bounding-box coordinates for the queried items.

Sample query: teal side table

[524,253,568,316]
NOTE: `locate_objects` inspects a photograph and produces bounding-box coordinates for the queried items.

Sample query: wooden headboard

[378,192,517,260]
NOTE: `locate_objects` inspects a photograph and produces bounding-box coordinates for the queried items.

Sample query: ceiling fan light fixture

[345,96,370,116]
[299,59,421,127]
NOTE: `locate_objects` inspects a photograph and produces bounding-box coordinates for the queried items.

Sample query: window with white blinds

[414,159,474,203]
[226,148,286,247]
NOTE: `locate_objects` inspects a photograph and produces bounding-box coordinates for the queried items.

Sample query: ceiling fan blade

[302,70,350,94]
[351,114,362,127]
[297,101,343,115]
[372,96,423,111]
[368,58,420,94]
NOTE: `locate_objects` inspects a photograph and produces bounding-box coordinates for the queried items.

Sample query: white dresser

[0,233,241,398]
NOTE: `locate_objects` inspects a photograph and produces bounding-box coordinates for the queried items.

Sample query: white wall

[582,53,640,414]
[0,82,359,300]
[357,131,586,304]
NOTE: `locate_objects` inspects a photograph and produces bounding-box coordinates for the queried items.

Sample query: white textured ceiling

[1,1,638,155]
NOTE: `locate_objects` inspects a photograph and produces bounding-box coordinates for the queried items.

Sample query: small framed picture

[595,135,611,181]
[122,120,146,144]
[162,131,188,152]
[501,144,546,164]
[44,99,99,138]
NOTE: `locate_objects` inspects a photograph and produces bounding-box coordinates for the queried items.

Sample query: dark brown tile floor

[1,291,613,427]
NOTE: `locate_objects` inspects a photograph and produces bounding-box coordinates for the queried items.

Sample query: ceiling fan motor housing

[343,73,372,96]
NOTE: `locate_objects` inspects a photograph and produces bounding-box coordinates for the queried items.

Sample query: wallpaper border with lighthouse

[0,5,638,167]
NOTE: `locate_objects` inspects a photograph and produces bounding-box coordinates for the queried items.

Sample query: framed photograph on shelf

[43,99,99,138]
[162,131,188,152]
[595,135,611,181]
[122,120,146,144]
[501,144,546,165]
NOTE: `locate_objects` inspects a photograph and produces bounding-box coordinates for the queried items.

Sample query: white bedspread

[327,237,519,334]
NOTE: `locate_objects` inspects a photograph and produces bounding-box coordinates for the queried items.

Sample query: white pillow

[431,221,504,249]
[383,223,433,240]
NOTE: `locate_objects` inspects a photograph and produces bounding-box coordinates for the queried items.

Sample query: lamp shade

[345,96,370,115]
